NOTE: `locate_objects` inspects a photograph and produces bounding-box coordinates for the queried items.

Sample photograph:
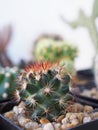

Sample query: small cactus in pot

[14,61,72,121]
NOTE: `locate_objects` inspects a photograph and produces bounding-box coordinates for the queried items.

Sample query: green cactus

[0,67,19,100]
[34,38,77,62]
[61,0,98,53]
[33,37,77,75]
[14,62,72,121]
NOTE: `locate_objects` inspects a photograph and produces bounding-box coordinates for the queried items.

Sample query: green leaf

[93,0,98,18]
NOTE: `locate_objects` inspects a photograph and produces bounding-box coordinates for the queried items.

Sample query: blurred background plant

[0,25,13,67]
[33,34,78,75]
[61,0,98,88]
[0,66,20,100]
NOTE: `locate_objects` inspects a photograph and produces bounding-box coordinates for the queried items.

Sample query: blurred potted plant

[0,66,21,114]
[0,66,20,100]
[0,25,19,112]
[61,0,98,89]
[33,34,78,75]
[0,25,13,67]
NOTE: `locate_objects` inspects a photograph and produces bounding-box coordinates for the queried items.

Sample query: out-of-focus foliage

[62,0,98,53]
[0,25,13,67]
[34,38,77,62]
[33,37,77,74]
[0,67,20,100]
[93,0,98,19]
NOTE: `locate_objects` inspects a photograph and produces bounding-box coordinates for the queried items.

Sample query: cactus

[33,37,77,74]
[61,0,98,53]
[14,62,72,121]
[0,67,19,100]
[33,37,77,62]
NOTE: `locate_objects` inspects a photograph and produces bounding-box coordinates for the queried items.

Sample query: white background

[0,0,96,70]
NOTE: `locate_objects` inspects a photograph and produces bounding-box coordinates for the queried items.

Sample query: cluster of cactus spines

[33,37,77,62]
[61,0,98,53]
[14,62,72,121]
[0,67,19,100]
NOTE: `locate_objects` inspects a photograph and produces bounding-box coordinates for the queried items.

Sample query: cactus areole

[14,62,72,121]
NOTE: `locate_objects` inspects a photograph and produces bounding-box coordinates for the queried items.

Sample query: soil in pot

[3,101,98,130]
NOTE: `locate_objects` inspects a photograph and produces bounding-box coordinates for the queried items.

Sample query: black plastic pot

[76,69,94,80]
[0,98,21,130]
[0,114,21,130]
[69,119,98,130]
[0,98,19,113]
[73,69,98,107]
[76,69,95,91]
[70,78,98,108]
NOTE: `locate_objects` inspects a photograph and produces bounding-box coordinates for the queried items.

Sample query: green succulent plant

[0,67,19,100]
[33,37,77,75]
[33,38,77,62]
[14,62,72,121]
